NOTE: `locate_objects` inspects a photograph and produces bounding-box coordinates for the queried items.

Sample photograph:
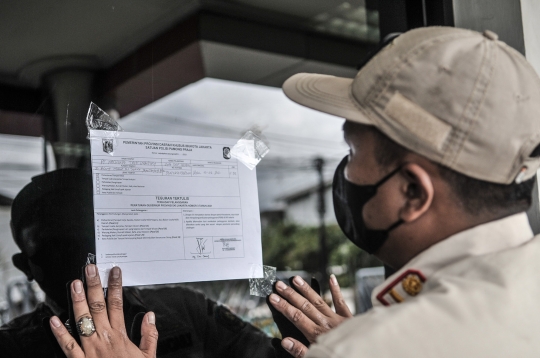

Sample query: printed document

[89,130,263,286]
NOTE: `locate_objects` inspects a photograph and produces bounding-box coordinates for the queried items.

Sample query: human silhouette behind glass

[1,168,275,358]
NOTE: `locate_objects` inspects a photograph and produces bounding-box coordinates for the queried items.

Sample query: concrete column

[44,70,94,169]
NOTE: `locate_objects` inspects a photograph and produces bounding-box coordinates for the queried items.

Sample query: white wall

[520,0,540,74]
[521,0,540,234]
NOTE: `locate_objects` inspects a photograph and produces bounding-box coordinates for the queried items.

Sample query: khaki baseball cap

[283,26,540,184]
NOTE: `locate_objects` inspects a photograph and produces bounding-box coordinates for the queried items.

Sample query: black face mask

[332,156,404,254]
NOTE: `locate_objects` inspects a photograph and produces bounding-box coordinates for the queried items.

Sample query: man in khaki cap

[265,26,540,357]
[47,26,540,358]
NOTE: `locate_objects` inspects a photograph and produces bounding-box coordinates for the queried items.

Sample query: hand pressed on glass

[269,274,352,357]
[49,265,158,358]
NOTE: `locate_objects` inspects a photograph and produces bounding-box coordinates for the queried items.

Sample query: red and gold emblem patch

[376,269,426,306]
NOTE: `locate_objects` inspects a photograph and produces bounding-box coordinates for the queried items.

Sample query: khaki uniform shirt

[308,213,540,357]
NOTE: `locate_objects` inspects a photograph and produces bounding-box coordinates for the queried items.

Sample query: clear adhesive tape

[230,130,269,170]
[249,264,277,297]
[85,253,117,291]
[86,102,122,156]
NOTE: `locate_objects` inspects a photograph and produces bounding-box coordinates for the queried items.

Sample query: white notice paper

[89,130,263,286]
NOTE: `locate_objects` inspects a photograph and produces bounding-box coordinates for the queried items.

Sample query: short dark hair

[345,121,536,216]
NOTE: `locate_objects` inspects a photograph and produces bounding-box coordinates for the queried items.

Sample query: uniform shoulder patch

[376,269,426,306]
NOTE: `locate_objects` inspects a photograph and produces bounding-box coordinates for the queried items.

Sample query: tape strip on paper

[86,102,122,156]
[86,253,96,266]
[249,265,277,297]
[230,130,269,170]
[85,253,117,291]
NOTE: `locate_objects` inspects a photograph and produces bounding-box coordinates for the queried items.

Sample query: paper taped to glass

[89,130,264,287]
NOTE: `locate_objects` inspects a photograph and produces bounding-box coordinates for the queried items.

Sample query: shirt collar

[372,213,533,306]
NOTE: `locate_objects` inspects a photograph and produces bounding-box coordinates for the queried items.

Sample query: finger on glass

[269,292,321,343]
[275,280,329,325]
[84,264,110,329]
[329,274,353,317]
[49,316,85,358]
[139,312,159,355]
[70,279,99,347]
[290,276,334,315]
[107,266,126,331]
[282,337,308,358]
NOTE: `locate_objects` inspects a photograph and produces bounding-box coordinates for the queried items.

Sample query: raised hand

[49,265,158,358]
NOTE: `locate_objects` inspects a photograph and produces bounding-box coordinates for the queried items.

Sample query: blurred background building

[1,0,539,325]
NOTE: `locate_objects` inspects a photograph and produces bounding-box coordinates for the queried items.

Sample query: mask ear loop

[372,166,402,189]
[386,218,404,231]
[373,166,405,232]
[342,159,402,190]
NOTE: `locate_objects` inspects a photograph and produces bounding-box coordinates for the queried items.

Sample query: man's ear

[12,253,34,281]
[398,163,434,223]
